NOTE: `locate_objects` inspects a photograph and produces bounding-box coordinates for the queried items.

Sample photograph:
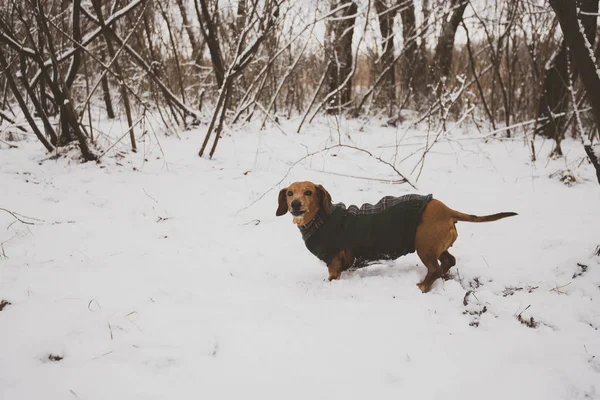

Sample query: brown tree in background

[432,0,468,87]
[374,0,397,116]
[548,0,600,183]
[399,0,427,105]
[0,0,598,168]
[324,0,358,114]
[538,0,598,155]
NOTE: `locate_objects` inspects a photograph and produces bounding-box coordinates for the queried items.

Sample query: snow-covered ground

[1,117,599,399]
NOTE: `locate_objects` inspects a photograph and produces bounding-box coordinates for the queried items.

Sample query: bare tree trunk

[324,0,358,114]
[195,0,225,86]
[236,0,247,39]
[100,48,116,119]
[432,0,468,84]
[463,20,495,130]
[80,5,200,120]
[65,0,82,89]
[91,0,137,152]
[549,0,600,183]
[538,0,598,152]
[156,0,186,105]
[175,0,203,64]
[18,57,58,145]
[537,42,570,148]
[399,0,426,104]
[374,0,396,116]
[16,0,96,159]
[421,0,430,43]
[198,0,280,158]
[0,52,54,152]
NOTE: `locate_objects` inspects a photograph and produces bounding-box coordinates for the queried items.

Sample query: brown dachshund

[276,181,517,293]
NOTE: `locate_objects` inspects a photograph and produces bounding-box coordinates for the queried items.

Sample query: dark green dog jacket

[298,194,433,267]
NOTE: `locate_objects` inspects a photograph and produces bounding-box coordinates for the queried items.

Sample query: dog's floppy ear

[316,184,332,215]
[276,188,288,216]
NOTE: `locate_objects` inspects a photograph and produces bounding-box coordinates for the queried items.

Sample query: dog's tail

[450,209,518,223]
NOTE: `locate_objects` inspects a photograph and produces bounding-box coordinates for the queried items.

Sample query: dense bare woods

[0,0,599,177]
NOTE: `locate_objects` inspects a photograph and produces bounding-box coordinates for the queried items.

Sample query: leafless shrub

[0,0,597,173]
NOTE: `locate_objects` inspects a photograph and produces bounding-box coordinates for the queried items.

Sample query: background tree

[548,0,600,184]
[324,0,358,114]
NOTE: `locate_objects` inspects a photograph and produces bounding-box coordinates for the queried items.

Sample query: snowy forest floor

[1,116,599,399]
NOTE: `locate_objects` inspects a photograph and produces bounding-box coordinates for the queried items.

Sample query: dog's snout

[291,199,301,209]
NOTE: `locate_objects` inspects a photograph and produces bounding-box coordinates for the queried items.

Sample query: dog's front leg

[327,249,352,281]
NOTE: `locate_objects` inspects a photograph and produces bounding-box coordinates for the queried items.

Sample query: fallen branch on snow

[0,208,44,225]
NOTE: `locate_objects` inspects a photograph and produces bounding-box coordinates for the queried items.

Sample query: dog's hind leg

[416,251,443,293]
[439,225,458,274]
[439,250,456,274]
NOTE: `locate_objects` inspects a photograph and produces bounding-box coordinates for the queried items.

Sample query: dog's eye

[287,191,293,196]
[304,190,312,196]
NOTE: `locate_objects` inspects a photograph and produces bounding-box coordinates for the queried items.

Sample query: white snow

[1,117,599,399]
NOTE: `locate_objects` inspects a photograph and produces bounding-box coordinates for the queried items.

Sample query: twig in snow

[87,299,101,311]
[142,188,159,203]
[550,282,571,294]
[0,208,43,225]
[91,351,114,361]
[96,114,146,159]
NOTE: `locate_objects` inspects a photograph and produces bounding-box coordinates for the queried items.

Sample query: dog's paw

[416,283,431,293]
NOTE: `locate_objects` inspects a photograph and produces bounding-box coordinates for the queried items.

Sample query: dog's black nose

[291,200,301,210]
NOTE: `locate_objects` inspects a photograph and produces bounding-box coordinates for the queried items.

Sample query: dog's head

[276,181,332,225]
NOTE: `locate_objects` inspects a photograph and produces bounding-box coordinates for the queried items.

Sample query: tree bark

[374,0,396,115]
[195,0,225,87]
[80,5,200,120]
[538,0,598,146]
[432,0,468,84]
[399,0,426,103]
[0,52,54,152]
[549,0,600,183]
[64,0,82,89]
[91,0,137,152]
[324,0,358,114]
[33,0,96,160]
[175,0,203,64]
[18,56,58,145]
[99,49,116,119]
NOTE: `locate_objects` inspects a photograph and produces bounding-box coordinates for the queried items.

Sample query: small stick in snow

[0,208,43,225]
[142,188,159,204]
[550,282,571,294]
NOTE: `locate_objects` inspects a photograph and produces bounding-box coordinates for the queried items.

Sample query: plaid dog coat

[298,194,433,267]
